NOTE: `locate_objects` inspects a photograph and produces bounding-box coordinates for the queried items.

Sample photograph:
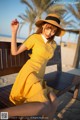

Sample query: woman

[0,14,65,119]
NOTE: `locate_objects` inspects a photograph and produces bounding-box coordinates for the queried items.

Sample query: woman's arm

[11,19,27,56]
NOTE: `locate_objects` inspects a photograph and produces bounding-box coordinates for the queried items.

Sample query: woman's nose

[48,29,52,35]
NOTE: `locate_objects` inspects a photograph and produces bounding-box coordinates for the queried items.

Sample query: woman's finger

[11,19,19,25]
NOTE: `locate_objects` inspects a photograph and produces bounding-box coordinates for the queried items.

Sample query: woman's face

[42,23,58,39]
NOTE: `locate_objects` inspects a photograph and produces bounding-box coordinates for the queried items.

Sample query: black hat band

[45,16,60,24]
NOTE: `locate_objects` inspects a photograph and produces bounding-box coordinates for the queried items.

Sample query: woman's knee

[48,91,58,109]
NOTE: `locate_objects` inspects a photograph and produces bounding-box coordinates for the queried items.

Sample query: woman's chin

[46,36,51,39]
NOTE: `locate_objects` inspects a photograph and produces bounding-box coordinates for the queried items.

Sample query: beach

[0,36,80,120]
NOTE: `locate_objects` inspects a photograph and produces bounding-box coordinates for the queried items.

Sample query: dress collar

[41,34,48,44]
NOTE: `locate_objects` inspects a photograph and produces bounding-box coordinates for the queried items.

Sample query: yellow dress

[9,34,57,105]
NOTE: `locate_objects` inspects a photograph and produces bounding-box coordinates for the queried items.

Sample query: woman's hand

[11,19,19,33]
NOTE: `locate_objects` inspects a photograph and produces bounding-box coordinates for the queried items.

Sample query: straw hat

[35,14,65,36]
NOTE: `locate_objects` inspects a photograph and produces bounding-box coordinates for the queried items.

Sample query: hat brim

[35,19,65,36]
[55,28,65,37]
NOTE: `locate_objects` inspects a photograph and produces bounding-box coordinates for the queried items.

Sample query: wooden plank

[44,72,80,90]
[0,85,14,108]
[0,42,31,76]
[44,71,80,97]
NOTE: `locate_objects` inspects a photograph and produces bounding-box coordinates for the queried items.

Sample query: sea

[0,34,26,40]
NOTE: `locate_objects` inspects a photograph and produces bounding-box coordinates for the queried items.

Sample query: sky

[0,0,28,38]
[0,0,79,43]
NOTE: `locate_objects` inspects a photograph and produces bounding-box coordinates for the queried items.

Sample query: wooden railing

[0,42,30,76]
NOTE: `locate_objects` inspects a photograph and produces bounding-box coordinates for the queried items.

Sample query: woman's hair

[36,23,57,42]
[36,23,44,34]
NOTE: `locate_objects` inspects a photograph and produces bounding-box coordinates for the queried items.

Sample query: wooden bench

[0,41,80,110]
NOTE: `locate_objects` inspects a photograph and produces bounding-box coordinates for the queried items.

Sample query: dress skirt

[9,60,49,105]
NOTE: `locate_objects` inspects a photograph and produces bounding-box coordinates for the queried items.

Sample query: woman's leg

[0,102,45,117]
[47,91,58,119]
[0,92,58,119]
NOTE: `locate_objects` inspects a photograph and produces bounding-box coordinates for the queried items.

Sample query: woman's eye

[46,28,50,30]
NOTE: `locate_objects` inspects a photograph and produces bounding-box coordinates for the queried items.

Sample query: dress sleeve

[23,34,35,50]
